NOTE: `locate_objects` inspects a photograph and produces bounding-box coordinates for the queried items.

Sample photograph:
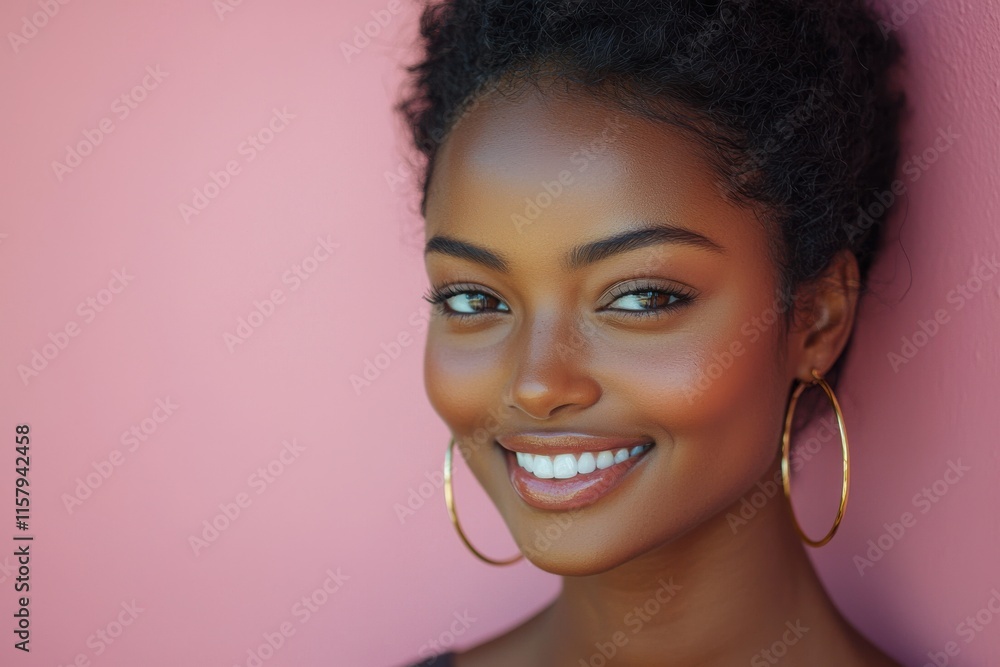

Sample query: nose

[502,315,602,420]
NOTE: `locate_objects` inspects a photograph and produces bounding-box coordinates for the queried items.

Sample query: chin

[494,494,696,577]
[520,544,651,577]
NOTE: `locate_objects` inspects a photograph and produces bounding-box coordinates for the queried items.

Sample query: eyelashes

[601,281,696,321]
[421,280,696,321]
[421,282,509,320]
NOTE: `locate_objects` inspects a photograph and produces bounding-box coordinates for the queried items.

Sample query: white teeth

[514,444,651,480]
[577,452,596,474]
[595,451,615,469]
[532,455,554,478]
[553,454,577,478]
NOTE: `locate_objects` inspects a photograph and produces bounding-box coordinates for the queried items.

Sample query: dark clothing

[403,651,455,667]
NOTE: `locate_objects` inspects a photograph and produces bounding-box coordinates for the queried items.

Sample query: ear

[787,249,862,382]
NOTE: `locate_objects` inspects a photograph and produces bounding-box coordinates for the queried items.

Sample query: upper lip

[495,432,654,455]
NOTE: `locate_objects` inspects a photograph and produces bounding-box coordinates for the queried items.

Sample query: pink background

[0,1,997,665]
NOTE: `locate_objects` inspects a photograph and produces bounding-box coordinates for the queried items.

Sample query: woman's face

[422,84,804,575]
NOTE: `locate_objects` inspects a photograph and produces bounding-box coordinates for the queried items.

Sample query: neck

[535,459,857,667]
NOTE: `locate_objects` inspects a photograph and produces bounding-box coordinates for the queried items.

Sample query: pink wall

[805,1,1000,664]
[0,1,996,665]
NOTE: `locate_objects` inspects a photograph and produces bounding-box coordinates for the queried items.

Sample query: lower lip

[501,442,653,511]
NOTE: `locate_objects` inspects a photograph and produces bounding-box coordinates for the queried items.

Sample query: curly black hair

[395,0,906,385]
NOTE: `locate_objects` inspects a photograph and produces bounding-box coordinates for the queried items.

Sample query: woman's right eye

[422,285,510,319]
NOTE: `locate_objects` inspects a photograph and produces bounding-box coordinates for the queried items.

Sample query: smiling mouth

[513,444,653,480]
[497,439,655,511]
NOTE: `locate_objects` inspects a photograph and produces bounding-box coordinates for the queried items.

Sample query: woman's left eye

[608,290,678,311]
[600,282,696,319]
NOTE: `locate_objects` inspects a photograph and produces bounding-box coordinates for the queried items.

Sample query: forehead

[424,82,769,270]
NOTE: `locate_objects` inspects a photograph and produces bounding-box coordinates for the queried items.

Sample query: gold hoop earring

[780,368,850,547]
[444,437,524,566]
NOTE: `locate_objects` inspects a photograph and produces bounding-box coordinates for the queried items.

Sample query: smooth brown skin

[421,81,901,667]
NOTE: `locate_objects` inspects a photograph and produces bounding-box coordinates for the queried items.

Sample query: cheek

[597,303,790,512]
[424,332,520,514]
[424,332,507,451]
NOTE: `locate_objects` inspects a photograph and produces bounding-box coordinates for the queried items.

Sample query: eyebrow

[424,221,725,273]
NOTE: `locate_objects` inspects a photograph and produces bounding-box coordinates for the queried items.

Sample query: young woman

[395,0,906,664]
